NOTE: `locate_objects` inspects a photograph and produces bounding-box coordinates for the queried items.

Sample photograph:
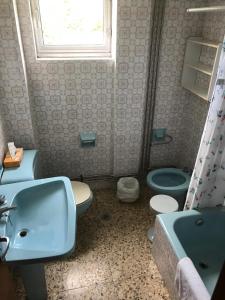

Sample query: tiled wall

[150,0,207,169]
[204,0,225,41]
[113,1,151,175]
[1,0,224,178]
[11,0,151,178]
[150,0,225,170]
[15,0,115,178]
[180,0,225,168]
[0,0,35,160]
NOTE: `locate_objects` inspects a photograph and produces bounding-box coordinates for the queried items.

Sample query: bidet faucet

[0,206,17,218]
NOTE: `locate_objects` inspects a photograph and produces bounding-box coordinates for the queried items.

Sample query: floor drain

[100,212,112,221]
[19,229,28,238]
[199,262,208,269]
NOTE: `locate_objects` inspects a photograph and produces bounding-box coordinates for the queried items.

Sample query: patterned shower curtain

[185,40,225,209]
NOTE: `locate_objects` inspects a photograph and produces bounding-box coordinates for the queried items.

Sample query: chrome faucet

[0,206,17,218]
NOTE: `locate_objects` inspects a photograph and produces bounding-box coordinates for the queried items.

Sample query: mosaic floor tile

[48,282,118,300]
[116,273,170,300]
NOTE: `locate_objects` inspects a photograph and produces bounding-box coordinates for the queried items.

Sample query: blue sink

[0,177,76,263]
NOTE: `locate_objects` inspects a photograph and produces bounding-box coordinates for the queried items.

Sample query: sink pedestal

[19,263,47,300]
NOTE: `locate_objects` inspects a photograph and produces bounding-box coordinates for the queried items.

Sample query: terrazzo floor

[16,187,170,299]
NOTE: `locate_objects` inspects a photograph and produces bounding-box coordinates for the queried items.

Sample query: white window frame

[29,0,112,59]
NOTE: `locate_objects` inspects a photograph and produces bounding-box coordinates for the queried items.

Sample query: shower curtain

[185,40,225,209]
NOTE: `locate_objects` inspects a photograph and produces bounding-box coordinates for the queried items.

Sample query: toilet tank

[1,150,40,185]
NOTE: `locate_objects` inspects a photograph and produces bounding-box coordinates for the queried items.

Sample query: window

[30,0,112,59]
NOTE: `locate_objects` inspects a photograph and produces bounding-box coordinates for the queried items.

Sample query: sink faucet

[0,206,17,218]
[0,195,6,206]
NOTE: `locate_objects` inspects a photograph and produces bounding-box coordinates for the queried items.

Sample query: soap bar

[3,148,24,168]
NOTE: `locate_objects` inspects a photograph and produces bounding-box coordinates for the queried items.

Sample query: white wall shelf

[182,37,222,101]
[185,62,212,76]
[188,37,219,49]
[184,85,208,101]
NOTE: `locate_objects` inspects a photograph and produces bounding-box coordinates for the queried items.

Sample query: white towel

[175,257,210,300]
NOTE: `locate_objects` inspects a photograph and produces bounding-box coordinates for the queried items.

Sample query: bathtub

[152,208,225,299]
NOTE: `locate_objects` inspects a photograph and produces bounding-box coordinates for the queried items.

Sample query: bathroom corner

[0,0,225,299]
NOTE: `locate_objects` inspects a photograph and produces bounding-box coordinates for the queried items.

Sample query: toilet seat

[71,181,93,215]
[71,181,92,205]
[150,195,178,214]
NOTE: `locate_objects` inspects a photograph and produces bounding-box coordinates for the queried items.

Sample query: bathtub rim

[157,207,225,260]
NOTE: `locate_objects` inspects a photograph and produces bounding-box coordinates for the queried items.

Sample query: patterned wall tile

[180,0,225,168]
[113,0,151,175]
[13,0,152,178]
[150,0,208,169]
[1,0,224,179]
[0,0,35,163]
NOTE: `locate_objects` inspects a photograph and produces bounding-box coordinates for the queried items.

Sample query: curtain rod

[187,6,225,13]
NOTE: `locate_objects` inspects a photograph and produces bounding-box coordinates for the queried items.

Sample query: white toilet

[148,194,178,242]
[70,181,93,216]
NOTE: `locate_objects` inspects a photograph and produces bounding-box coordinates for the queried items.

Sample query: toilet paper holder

[80,132,96,147]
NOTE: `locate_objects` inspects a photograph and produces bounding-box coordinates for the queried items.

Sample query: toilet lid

[71,181,92,205]
[150,195,178,213]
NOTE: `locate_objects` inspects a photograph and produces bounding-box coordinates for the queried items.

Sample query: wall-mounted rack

[182,37,222,101]
[187,6,225,13]
[151,134,173,146]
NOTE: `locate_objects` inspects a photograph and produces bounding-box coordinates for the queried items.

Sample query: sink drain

[199,261,208,269]
[19,229,28,238]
